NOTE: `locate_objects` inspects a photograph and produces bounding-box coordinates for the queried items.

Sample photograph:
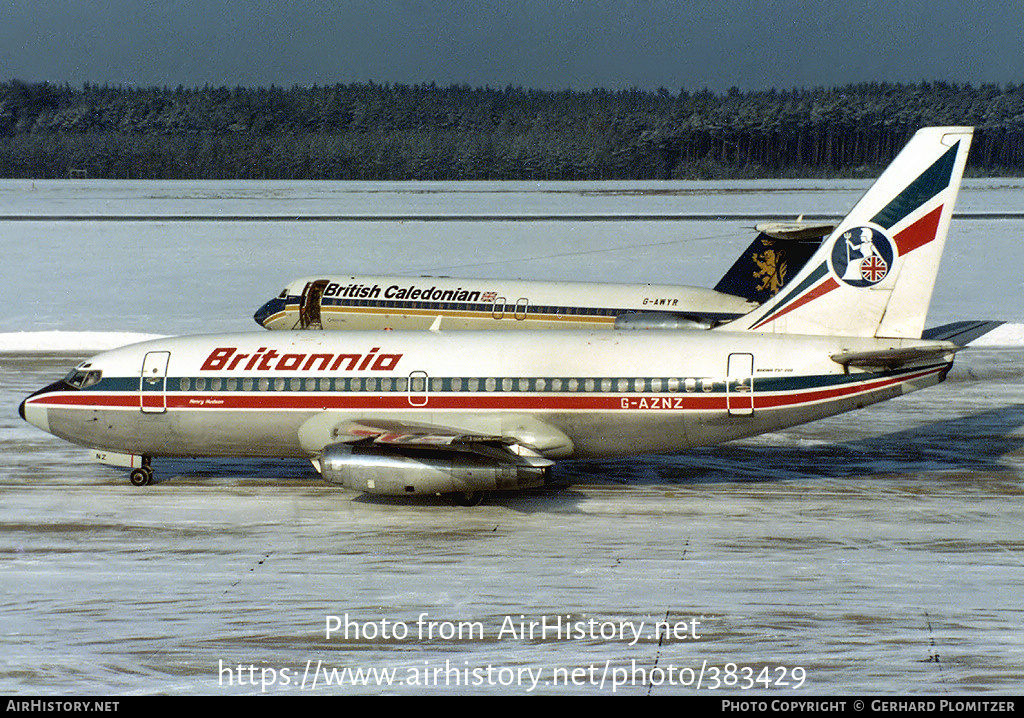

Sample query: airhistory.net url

[217,659,808,693]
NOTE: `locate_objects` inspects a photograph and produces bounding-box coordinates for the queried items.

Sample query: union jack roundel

[829,226,896,287]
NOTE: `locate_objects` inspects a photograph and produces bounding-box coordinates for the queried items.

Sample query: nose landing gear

[129,457,155,486]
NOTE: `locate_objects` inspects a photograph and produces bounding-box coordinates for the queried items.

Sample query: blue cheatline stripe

[78,363,946,396]
[871,141,959,230]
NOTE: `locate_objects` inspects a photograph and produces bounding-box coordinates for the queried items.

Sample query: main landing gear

[450,491,488,507]
[129,457,155,486]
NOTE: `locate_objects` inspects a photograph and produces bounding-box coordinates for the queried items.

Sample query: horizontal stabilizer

[920,320,1005,345]
[830,345,957,370]
[754,221,836,241]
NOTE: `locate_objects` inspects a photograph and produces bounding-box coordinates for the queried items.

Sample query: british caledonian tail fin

[724,126,973,338]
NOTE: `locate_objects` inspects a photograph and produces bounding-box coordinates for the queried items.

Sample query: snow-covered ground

[2,180,1022,695]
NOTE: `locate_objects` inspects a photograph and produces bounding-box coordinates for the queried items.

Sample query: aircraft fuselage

[254,276,759,331]
[21,330,953,464]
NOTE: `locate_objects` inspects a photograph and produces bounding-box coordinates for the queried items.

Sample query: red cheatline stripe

[752,276,840,330]
[28,366,943,413]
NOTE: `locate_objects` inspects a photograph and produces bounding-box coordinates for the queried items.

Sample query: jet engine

[318,443,550,496]
[613,312,714,330]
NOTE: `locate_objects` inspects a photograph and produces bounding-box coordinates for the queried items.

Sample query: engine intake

[319,443,550,496]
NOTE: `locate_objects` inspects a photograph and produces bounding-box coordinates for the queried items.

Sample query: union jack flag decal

[860,256,889,283]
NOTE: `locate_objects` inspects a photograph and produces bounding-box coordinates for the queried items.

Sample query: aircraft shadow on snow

[557,403,1024,487]
[142,402,1024,512]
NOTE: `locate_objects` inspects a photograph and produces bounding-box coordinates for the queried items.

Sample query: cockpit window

[65,369,102,389]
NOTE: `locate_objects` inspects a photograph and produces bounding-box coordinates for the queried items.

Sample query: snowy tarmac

[2,180,1023,695]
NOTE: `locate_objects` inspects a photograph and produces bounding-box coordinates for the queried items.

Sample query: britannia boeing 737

[21,127,996,505]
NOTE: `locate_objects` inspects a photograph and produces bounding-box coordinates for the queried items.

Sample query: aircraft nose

[253,298,284,328]
[20,379,68,432]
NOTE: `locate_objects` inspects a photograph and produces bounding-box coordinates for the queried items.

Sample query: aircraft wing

[298,413,573,462]
[331,419,557,466]
[309,416,566,497]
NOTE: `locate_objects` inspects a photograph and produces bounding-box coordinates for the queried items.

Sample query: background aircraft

[252,223,830,332]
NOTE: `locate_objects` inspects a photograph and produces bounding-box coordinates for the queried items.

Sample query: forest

[1,79,1023,180]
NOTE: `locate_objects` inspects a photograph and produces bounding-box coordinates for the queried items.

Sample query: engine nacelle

[319,444,550,496]
[614,312,713,331]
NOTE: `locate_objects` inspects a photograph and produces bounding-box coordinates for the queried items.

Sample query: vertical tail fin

[712,226,828,304]
[726,126,973,338]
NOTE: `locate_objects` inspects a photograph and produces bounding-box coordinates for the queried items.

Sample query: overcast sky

[3,0,1020,92]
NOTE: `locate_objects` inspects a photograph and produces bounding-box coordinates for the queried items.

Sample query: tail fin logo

[829,227,895,287]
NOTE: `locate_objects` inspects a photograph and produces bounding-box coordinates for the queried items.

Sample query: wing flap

[319,418,561,467]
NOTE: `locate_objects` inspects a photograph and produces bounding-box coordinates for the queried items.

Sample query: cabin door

[140,351,170,414]
[726,353,754,416]
[299,279,330,328]
[514,297,529,320]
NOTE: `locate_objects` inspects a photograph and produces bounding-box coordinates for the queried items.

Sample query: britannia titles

[200,346,402,373]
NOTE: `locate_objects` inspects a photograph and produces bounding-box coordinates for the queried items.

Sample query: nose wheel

[129,459,155,486]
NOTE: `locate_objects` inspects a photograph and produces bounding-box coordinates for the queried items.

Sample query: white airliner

[21,127,995,505]
[252,224,830,331]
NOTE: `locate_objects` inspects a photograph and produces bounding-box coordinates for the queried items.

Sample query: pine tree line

[2,80,1023,179]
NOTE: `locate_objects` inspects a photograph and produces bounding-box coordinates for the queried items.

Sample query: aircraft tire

[129,467,153,487]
